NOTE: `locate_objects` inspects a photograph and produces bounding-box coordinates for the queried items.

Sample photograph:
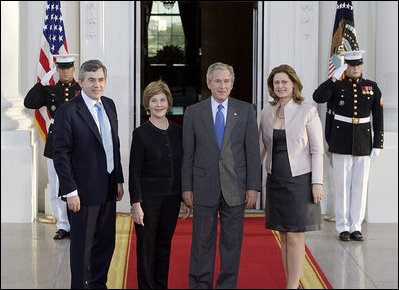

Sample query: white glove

[40,67,57,85]
[332,64,348,80]
[370,148,381,158]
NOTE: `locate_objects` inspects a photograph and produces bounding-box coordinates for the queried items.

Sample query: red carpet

[119,216,332,289]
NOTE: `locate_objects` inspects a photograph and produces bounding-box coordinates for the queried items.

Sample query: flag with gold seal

[325,1,359,144]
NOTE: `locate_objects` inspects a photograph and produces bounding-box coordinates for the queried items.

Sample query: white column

[267,2,319,104]
[293,1,319,105]
[1,2,38,223]
[366,1,398,223]
[375,1,398,133]
[80,1,105,61]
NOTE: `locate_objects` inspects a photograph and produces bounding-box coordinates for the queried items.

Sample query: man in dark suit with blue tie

[53,59,124,289]
[182,62,261,288]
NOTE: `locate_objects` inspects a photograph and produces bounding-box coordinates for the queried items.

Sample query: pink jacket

[259,99,324,184]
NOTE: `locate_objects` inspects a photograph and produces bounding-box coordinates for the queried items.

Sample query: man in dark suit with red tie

[53,59,124,288]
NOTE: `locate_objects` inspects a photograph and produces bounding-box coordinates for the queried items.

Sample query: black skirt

[265,129,321,232]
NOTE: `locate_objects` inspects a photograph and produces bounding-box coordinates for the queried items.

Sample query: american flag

[34,1,68,141]
[328,1,359,78]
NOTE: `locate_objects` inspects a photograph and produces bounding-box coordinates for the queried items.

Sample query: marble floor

[1,214,398,289]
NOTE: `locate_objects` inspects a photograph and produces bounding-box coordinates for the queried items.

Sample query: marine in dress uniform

[24,54,81,240]
[313,50,384,242]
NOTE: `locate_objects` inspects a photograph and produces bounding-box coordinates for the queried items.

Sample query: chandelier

[162,1,176,10]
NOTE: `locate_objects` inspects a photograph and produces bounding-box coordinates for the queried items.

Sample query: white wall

[368,1,398,222]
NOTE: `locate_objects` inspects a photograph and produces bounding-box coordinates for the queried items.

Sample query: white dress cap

[339,50,366,61]
[54,54,78,63]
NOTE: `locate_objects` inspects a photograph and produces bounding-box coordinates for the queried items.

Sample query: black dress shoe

[350,231,364,241]
[53,229,70,240]
[339,231,350,241]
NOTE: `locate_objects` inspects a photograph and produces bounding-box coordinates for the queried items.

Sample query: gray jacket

[182,97,261,207]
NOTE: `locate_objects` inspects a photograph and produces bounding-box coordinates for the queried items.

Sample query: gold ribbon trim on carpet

[272,230,329,289]
[108,213,330,289]
[107,214,133,289]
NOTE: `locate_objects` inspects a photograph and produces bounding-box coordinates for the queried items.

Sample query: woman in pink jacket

[259,64,324,289]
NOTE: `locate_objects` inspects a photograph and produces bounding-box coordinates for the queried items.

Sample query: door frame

[134,1,269,211]
[253,1,269,210]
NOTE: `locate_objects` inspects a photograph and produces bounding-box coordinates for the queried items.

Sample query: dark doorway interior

[141,1,255,125]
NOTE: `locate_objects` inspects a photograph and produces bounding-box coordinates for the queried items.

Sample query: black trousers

[69,196,116,289]
[135,194,181,289]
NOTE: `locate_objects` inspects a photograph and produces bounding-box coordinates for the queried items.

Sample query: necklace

[149,117,169,130]
[276,108,285,119]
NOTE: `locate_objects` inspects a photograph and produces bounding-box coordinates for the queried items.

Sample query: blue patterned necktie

[215,104,225,149]
[95,102,114,173]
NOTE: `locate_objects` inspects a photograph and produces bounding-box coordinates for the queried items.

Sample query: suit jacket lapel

[200,98,220,151]
[76,94,103,145]
[222,98,239,151]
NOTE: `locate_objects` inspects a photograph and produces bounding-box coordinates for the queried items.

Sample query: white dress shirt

[211,96,228,124]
